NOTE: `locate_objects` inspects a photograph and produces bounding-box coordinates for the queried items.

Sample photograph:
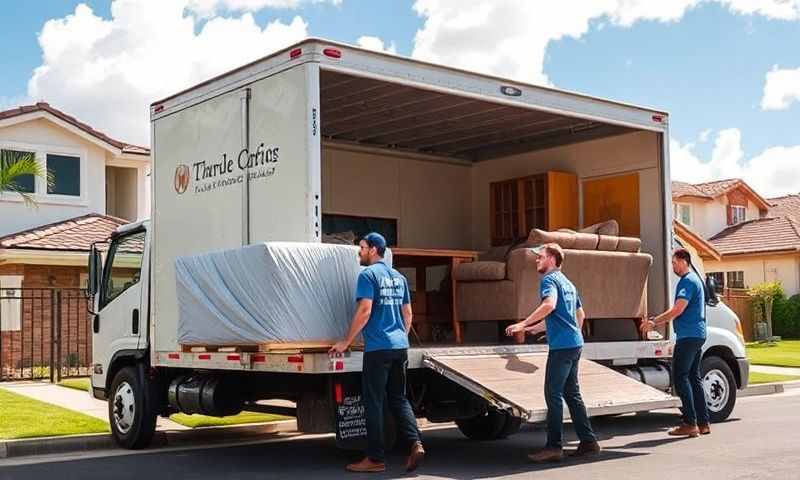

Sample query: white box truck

[87,38,749,449]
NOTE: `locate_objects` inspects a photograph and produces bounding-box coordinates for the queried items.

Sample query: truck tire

[496,411,522,439]
[108,366,158,449]
[702,356,736,423]
[455,409,508,441]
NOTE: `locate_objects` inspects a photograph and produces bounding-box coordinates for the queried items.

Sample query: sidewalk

[0,382,188,430]
[750,364,800,376]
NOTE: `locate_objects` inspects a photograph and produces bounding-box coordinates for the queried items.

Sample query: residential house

[0,103,149,373]
[672,179,800,297]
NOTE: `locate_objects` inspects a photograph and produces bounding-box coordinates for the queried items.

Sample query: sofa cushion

[572,233,600,250]
[527,229,576,249]
[454,261,507,282]
[479,246,509,262]
[597,235,619,251]
[580,219,619,236]
[616,237,642,252]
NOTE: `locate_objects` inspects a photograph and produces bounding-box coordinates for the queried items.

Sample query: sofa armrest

[506,248,542,319]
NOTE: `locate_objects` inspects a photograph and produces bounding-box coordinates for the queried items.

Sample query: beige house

[0,102,149,291]
[672,179,800,296]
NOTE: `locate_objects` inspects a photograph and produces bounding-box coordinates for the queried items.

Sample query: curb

[739,382,785,398]
[0,419,297,460]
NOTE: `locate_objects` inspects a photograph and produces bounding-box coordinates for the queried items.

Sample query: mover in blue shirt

[330,233,424,473]
[641,248,709,438]
[505,243,600,463]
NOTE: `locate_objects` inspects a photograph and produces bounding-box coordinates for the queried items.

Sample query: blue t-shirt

[674,271,707,340]
[540,270,584,350]
[355,260,410,352]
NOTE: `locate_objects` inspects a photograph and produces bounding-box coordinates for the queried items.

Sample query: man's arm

[576,307,586,331]
[640,299,688,335]
[402,303,413,333]
[505,295,556,336]
[330,299,373,353]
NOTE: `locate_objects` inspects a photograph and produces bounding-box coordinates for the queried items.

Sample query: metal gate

[0,288,92,382]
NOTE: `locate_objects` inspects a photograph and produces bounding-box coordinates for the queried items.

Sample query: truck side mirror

[88,245,102,299]
[705,275,719,306]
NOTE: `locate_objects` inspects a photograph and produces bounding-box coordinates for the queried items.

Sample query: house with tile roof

[0,102,149,294]
[672,179,800,296]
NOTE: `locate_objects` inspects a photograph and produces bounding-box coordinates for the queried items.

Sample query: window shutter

[726,205,733,225]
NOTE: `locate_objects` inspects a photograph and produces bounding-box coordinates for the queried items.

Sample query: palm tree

[0,150,52,207]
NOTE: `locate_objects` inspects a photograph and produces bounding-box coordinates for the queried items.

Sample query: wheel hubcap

[113,381,136,434]
[703,369,729,413]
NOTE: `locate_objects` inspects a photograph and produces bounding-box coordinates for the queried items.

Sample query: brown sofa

[454,226,652,342]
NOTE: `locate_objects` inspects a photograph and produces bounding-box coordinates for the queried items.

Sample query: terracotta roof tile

[769,194,800,222]
[709,217,800,256]
[0,214,128,251]
[0,102,149,156]
[672,181,711,199]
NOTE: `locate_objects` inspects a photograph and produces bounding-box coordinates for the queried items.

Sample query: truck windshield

[101,231,145,307]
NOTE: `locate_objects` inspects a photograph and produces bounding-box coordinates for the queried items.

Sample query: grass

[749,371,800,385]
[55,377,291,428]
[59,377,91,392]
[169,412,290,428]
[746,340,800,368]
[0,388,109,440]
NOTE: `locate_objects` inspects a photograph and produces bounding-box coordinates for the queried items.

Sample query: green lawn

[0,388,109,440]
[59,377,91,392]
[749,371,800,385]
[746,340,800,368]
[56,377,290,428]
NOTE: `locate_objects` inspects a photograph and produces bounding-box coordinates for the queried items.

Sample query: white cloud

[761,65,800,110]
[670,129,800,197]
[412,0,800,84]
[356,35,397,54]
[27,1,308,146]
[720,0,800,20]
[187,0,341,17]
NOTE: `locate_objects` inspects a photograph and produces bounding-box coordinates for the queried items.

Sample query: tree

[0,150,52,207]
[748,281,784,341]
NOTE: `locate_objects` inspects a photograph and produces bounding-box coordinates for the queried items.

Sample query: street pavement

[2,388,798,480]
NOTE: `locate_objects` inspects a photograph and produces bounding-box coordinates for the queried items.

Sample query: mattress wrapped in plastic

[175,242,391,346]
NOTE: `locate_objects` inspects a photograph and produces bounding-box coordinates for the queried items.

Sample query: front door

[91,230,146,393]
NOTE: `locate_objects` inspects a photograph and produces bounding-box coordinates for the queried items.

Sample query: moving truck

[87,38,749,449]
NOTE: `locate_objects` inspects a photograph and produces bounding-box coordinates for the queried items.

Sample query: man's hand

[329,340,350,355]
[639,317,655,336]
[505,322,526,336]
[525,322,546,335]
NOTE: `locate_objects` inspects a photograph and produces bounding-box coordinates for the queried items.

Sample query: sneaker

[668,423,700,438]
[698,423,711,435]
[406,441,425,472]
[527,447,564,463]
[570,440,602,457]
[346,458,386,473]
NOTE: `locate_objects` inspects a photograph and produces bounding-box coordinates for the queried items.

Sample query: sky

[0,0,798,197]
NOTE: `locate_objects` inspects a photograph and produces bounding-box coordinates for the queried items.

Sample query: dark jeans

[672,337,709,426]
[363,349,421,462]
[545,347,597,449]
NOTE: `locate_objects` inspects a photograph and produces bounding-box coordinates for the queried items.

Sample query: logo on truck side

[174,164,190,194]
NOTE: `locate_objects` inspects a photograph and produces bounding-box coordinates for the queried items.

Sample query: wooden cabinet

[490,171,578,246]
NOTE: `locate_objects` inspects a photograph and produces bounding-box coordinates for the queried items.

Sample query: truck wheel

[455,409,507,440]
[702,356,736,423]
[108,366,158,449]
[496,411,522,439]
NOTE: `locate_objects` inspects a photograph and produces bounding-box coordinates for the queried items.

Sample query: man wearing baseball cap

[505,243,600,462]
[330,232,424,473]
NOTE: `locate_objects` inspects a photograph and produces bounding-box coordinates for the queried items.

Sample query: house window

[47,154,81,196]
[726,271,745,289]
[674,203,692,225]
[731,206,746,225]
[1,149,36,194]
[707,272,725,293]
[0,275,23,332]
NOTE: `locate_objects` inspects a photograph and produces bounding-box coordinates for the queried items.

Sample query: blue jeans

[363,349,421,462]
[672,337,709,426]
[545,347,597,448]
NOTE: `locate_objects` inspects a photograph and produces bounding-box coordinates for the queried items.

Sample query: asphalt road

[2,388,798,480]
